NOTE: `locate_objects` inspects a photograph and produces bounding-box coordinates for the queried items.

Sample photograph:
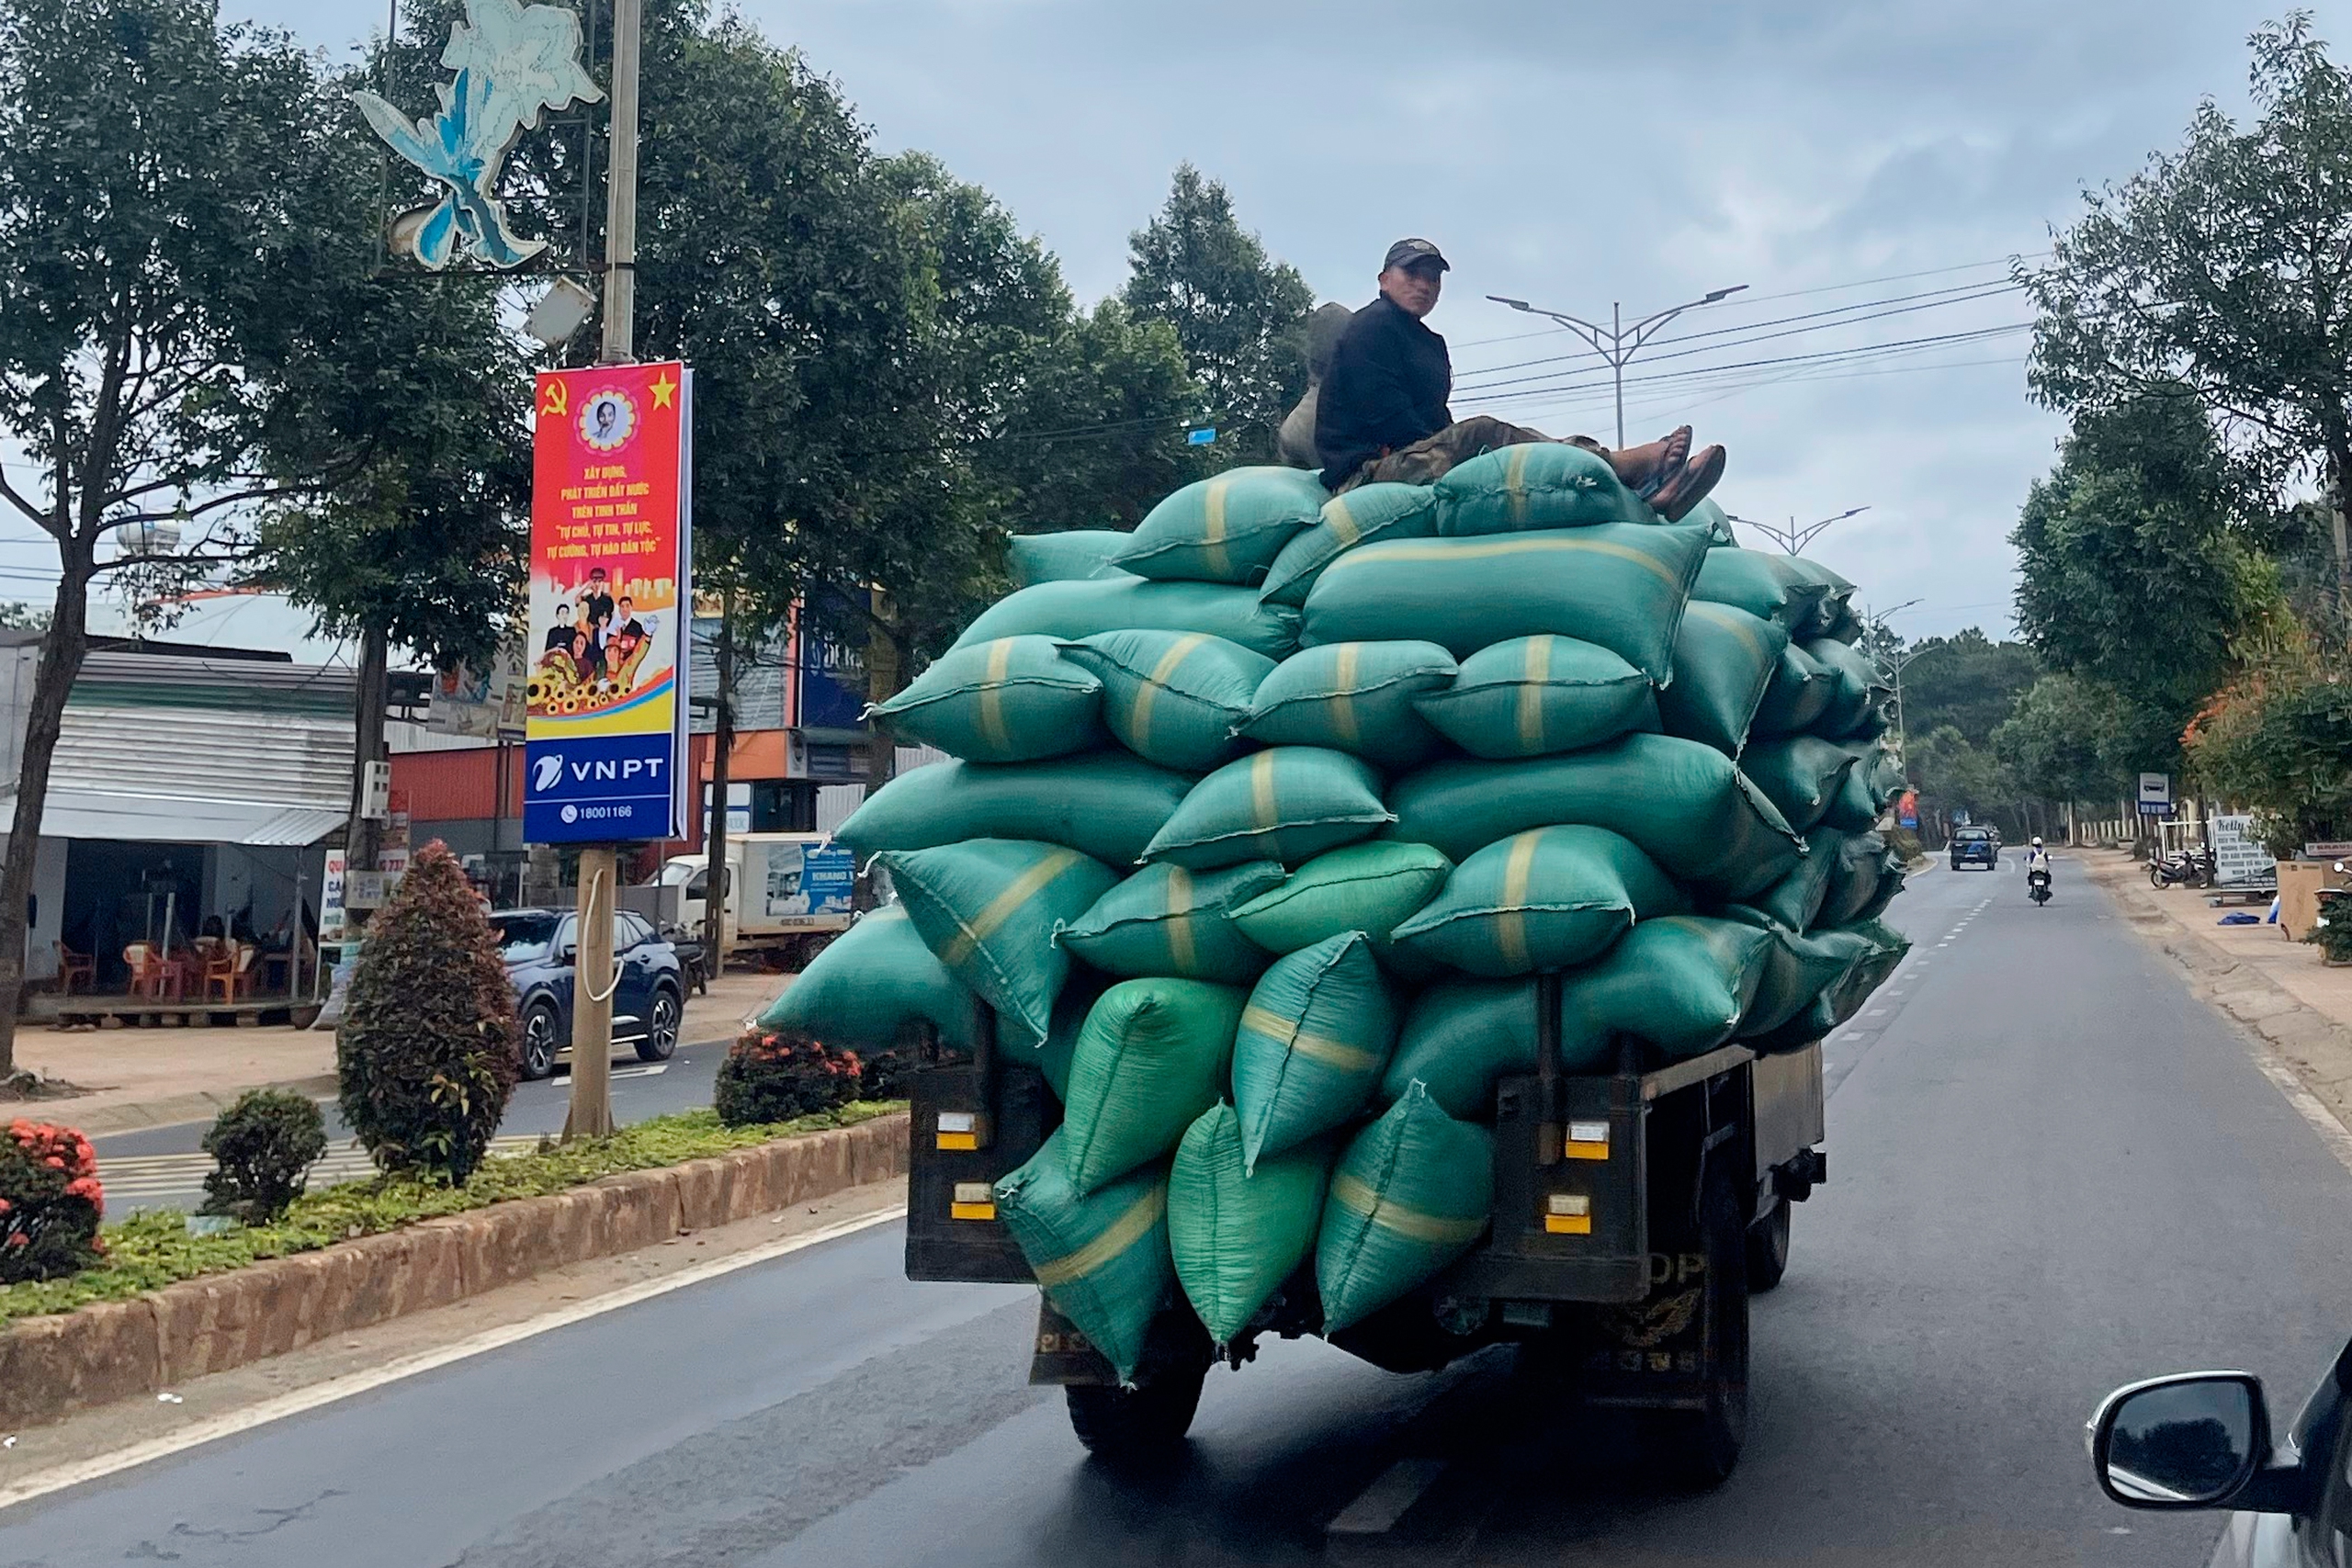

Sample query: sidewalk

[10,970,783,1135]
[2082,848,2352,1139]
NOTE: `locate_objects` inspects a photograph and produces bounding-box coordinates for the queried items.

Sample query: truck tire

[1746,1194,1792,1292]
[1639,1157,1749,1488]
[1064,1364,1207,1459]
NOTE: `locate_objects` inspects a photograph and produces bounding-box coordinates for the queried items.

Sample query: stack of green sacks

[786,458,1908,1381]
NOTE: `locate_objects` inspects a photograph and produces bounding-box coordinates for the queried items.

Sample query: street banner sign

[524,361,693,843]
[1896,789,1918,830]
[2138,772,2172,806]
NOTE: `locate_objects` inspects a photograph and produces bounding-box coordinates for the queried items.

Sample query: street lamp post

[1730,506,1871,556]
[1486,285,1748,448]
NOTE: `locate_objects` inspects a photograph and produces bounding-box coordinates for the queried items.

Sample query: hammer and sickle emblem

[538,380,570,422]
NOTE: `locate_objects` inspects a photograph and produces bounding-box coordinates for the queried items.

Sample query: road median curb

[0,1111,909,1430]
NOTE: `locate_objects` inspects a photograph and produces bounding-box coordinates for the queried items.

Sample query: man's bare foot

[1650,444,1727,522]
[1605,425,1691,492]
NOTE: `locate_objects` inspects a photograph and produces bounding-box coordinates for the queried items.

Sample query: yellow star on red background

[650,371,677,409]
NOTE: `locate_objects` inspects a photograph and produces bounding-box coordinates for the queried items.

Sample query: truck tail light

[1564,1120,1610,1160]
[1545,1192,1592,1235]
[935,1111,978,1151]
[951,1181,997,1221]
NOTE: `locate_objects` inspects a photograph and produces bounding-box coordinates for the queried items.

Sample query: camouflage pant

[1334,416,1610,493]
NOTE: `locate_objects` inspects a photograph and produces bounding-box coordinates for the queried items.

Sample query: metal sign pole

[562,0,641,1144]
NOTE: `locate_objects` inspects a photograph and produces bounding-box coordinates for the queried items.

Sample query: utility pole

[342,623,390,934]
[563,0,640,1144]
[1731,506,1870,556]
[1486,285,1747,448]
[705,594,733,963]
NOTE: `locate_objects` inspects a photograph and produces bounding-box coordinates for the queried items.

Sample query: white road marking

[1327,1459,1449,1537]
[2245,1050,2352,1178]
[0,1203,910,1512]
[100,1137,545,1201]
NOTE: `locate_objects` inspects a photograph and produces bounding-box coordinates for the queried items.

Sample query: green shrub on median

[0,1102,904,1325]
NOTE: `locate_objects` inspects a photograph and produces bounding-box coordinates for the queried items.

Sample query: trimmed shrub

[336,840,518,1184]
[1,1120,105,1283]
[716,1030,866,1126]
[199,1089,329,1223]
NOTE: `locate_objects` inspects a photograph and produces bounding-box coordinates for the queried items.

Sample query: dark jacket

[1315,294,1453,488]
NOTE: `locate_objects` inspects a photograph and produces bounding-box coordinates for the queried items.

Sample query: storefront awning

[0,790,345,847]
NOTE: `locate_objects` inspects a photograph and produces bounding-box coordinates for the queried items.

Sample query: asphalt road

[8,856,2352,1566]
[91,1034,737,1212]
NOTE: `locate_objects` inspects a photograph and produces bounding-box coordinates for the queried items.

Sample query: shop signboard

[523,361,693,843]
[2211,814,2278,889]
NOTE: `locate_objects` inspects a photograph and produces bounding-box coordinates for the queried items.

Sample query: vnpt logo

[534,752,668,792]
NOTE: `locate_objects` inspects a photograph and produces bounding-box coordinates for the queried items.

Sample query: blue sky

[2,0,2331,652]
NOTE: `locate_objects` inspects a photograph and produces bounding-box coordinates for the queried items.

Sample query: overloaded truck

[771,452,1909,1483]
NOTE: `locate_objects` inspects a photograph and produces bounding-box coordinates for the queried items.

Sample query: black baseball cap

[1384,238,1451,274]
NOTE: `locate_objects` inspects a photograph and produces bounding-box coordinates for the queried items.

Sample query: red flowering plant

[713,1029,865,1127]
[0,1120,107,1283]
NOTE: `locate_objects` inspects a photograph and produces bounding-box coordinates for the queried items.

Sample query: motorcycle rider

[2024,836,2053,896]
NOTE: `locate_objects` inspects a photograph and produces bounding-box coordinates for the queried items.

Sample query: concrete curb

[0,1111,909,1429]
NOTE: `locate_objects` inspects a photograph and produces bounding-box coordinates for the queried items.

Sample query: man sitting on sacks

[1313,237,1727,518]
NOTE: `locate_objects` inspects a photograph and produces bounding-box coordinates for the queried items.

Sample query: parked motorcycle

[2029,865,2052,906]
[2149,847,2215,889]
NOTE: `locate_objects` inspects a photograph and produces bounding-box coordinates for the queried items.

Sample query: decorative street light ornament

[350,0,604,271]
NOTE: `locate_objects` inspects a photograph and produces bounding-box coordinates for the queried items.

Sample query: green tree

[1122,164,1313,467]
[0,0,363,1074]
[1906,725,2023,837]
[0,604,46,631]
[1994,673,2134,807]
[1893,629,2041,746]
[994,300,1203,532]
[2023,12,2352,607]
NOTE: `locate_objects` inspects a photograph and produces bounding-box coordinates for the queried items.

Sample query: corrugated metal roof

[0,793,345,846]
[67,652,356,717]
[50,704,351,811]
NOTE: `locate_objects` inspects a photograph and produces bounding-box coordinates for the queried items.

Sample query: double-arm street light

[1731,505,1871,556]
[1486,284,1748,447]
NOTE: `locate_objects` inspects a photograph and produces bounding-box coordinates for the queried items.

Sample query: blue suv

[491,908,685,1080]
[1951,827,1999,871]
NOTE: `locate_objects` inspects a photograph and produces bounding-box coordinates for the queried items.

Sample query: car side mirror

[556,941,579,963]
[2088,1372,2297,1512]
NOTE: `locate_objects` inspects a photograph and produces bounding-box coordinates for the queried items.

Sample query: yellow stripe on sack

[1321,535,1680,591]
[1250,749,1279,832]
[1032,1183,1167,1289]
[1516,637,1552,752]
[1495,829,1542,973]
[1129,632,1209,747]
[1329,644,1362,747]
[1325,494,1363,547]
[941,849,1084,966]
[978,638,1014,755]
[1203,475,1232,579]
[1163,865,1198,973]
[1239,1005,1379,1073]
[1329,1172,1487,1247]
[1504,444,1534,528]
[1696,601,1769,665]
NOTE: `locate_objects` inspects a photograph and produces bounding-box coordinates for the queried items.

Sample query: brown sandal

[1649,444,1726,522]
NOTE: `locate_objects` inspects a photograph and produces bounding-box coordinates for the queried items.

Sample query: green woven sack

[1391,825,1683,977]
[1750,642,1835,739]
[1238,641,1456,764]
[1411,635,1657,760]
[1033,972,1113,1102]
[1056,861,1283,984]
[1692,548,1834,631]
[1802,637,1885,735]
[833,752,1193,866]
[1725,914,1863,1039]
[1821,761,1883,832]
[876,840,1119,1047]
[1742,736,1859,834]
[1227,840,1453,955]
[1060,977,1246,1192]
[752,906,976,1051]
[1433,441,1652,535]
[1062,629,1274,773]
[1819,832,1898,928]
[1786,558,1858,637]
[1657,601,1788,760]
[1231,933,1400,1169]
[1301,524,1710,683]
[1114,467,1329,584]
[952,577,1301,660]
[1736,921,1911,1054]
[1143,747,1395,870]
[869,637,1105,763]
[1169,1104,1331,1344]
[1558,915,1775,1060]
[1317,1084,1494,1333]
[1008,530,1135,587]
[995,1130,1172,1383]
[1381,978,1612,1121]
[1684,496,1736,545]
[1260,483,1441,608]
[1385,733,1803,902]
[1745,828,1849,932]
